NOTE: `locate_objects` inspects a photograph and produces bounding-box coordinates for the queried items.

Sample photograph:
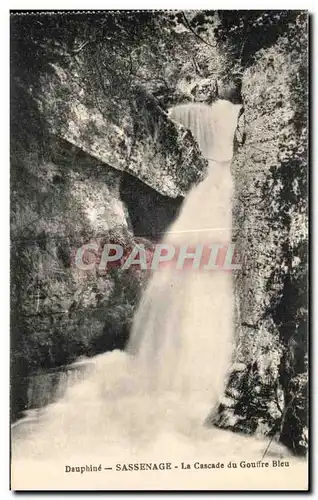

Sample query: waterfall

[127,100,242,421]
[12,99,296,489]
[168,101,241,162]
[12,100,242,448]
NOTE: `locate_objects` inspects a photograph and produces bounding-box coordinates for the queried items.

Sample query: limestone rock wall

[213,19,308,455]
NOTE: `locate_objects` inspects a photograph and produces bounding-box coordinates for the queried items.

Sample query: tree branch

[71,40,91,54]
[181,12,216,49]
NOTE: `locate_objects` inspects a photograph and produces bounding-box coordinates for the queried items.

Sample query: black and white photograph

[10,9,308,490]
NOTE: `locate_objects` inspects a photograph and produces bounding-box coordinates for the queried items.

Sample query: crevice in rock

[119,172,184,242]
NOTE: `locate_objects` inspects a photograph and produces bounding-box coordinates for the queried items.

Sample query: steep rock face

[10,137,126,417]
[214,21,308,455]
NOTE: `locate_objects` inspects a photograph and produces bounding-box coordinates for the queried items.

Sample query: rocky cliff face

[212,15,308,455]
[11,11,308,455]
[11,12,209,420]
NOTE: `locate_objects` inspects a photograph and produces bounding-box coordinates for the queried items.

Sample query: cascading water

[127,100,242,422]
[11,99,295,490]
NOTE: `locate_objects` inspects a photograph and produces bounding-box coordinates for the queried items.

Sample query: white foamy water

[12,100,305,490]
[127,101,241,419]
[169,101,241,162]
